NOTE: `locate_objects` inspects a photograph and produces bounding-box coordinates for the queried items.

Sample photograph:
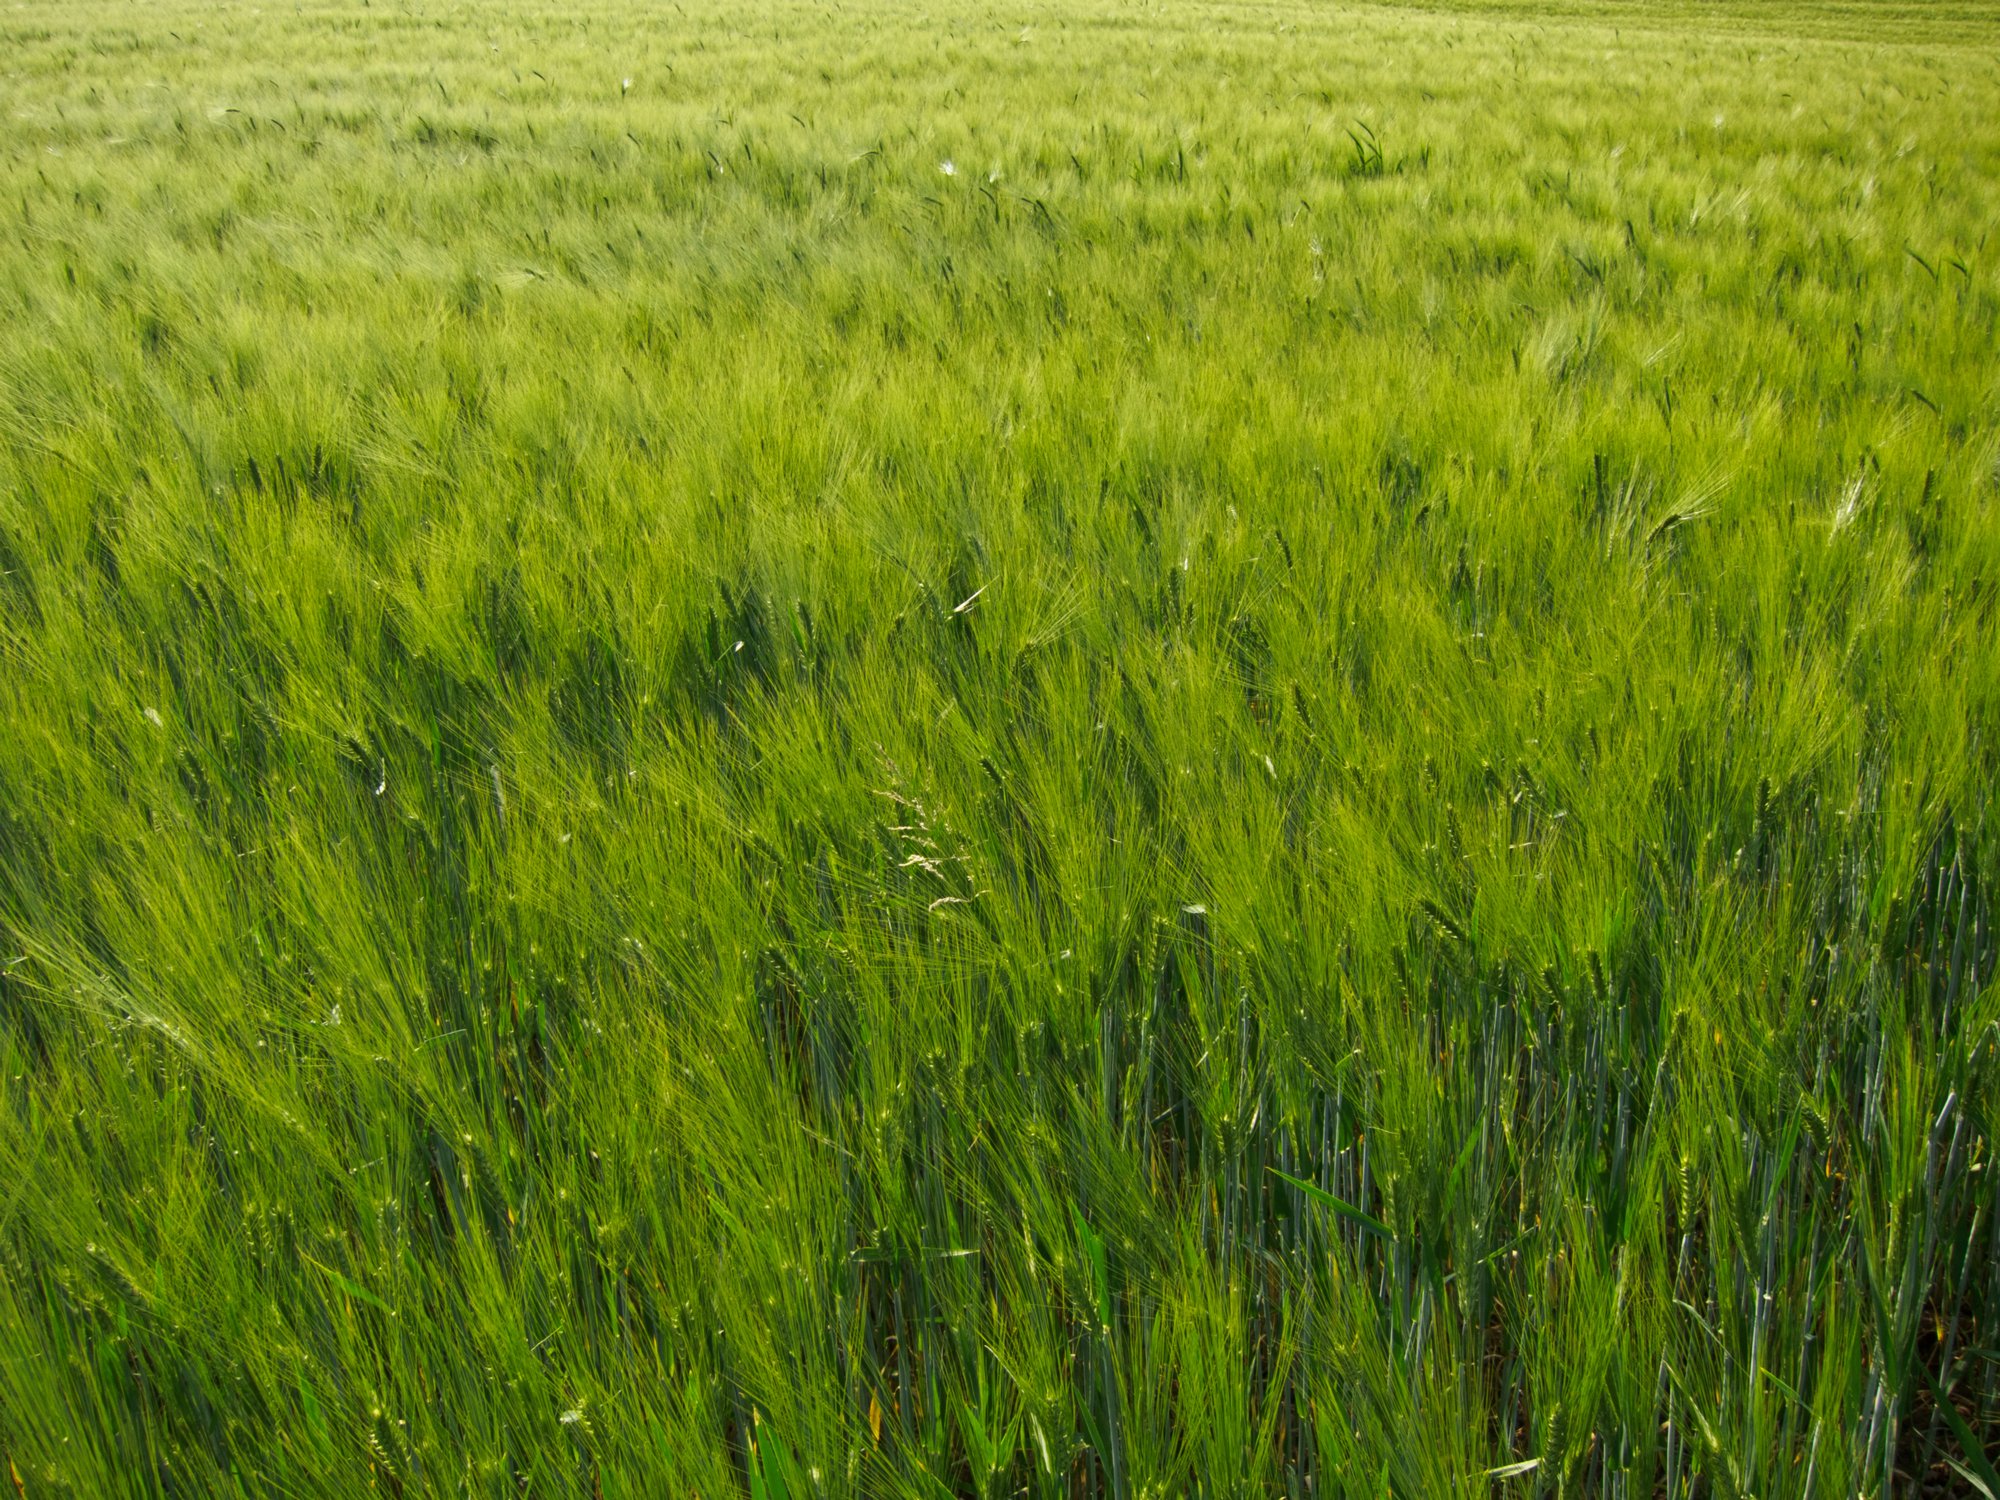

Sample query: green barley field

[2,0,1998,1493]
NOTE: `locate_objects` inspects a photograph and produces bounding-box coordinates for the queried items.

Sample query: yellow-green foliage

[2,0,1998,1494]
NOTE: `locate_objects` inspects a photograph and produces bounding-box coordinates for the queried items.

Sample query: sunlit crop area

[2,0,1998,1493]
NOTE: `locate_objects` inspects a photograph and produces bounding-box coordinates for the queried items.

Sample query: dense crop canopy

[2,0,1998,1494]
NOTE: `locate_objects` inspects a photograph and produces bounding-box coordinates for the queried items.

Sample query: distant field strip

[2,0,1998,1495]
